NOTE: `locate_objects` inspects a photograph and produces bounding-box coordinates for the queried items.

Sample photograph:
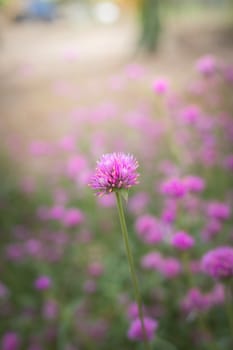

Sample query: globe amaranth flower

[159,257,182,279]
[196,55,216,76]
[171,231,195,250]
[206,201,230,221]
[89,153,139,196]
[127,302,146,320]
[181,288,211,314]
[152,77,169,95]
[127,317,158,342]
[141,252,163,270]
[160,177,186,198]
[135,214,163,244]
[201,246,233,279]
[34,276,52,290]
[1,332,21,350]
[183,176,205,193]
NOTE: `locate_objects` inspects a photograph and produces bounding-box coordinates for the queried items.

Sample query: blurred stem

[225,281,233,338]
[181,252,192,288]
[115,191,151,350]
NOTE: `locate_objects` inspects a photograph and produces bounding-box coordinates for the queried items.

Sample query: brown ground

[0,8,233,172]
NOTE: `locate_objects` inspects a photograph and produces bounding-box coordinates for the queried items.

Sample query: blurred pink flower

[62,208,84,227]
[159,257,182,278]
[181,288,211,314]
[141,252,163,270]
[152,78,169,95]
[201,246,233,279]
[135,215,163,244]
[127,317,158,342]
[171,231,195,250]
[34,276,52,290]
[129,192,149,215]
[1,332,21,350]
[206,201,230,220]
[88,262,104,278]
[127,302,146,320]
[196,55,217,76]
[160,177,187,198]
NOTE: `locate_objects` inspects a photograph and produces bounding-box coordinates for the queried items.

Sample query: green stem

[115,191,151,350]
[225,282,233,338]
[181,252,192,288]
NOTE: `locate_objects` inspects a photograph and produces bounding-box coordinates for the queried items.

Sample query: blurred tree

[138,0,162,52]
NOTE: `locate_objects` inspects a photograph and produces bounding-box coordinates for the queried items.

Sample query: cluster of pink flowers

[160,175,205,198]
[141,252,182,279]
[181,284,225,314]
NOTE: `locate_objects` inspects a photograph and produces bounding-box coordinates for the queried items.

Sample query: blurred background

[0,0,233,167]
[0,1,233,350]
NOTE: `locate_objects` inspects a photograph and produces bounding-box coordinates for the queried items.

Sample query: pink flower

[129,192,149,215]
[135,215,163,244]
[207,284,225,305]
[58,136,76,152]
[1,332,20,350]
[34,276,52,290]
[89,153,139,196]
[48,205,65,220]
[183,176,205,193]
[196,55,216,76]
[141,252,163,270]
[152,78,169,95]
[171,231,195,250]
[62,208,84,227]
[159,258,182,278]
[127,302,146,320]
[160,178,186,198]
[180,105,201,124]
[223,154,233,170]
[66,155,87,179]
[206,201,230,220]
[181,288,211,314]
[161,200,177,223]
[43,299,58,320]
[127,317,158,342]
[201,246,233,279]
[88,262,104,278]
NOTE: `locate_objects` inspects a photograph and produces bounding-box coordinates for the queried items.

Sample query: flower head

[160,177,186,198]
[34,276,52,290]
[135,214,163,244]
[89,153,139,196]
[181,288,211,314]
[183,176,205,193]
[196,55,216,76]
[1,332,21,350]
[127,317,158,342]
[206,201,230,220]
[171,231,195,250]
[201,246,233,279]
[152,78,169,95]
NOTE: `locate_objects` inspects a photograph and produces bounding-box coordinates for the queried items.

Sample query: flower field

[1,46,233,350]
